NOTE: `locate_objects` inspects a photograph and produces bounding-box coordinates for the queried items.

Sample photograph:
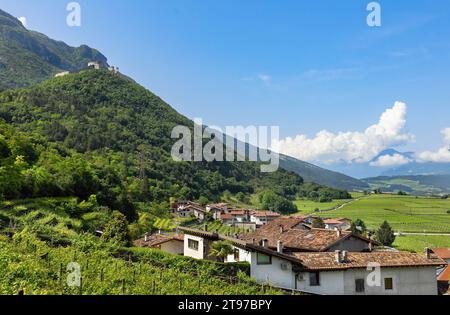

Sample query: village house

[178,225,445,295]
[323,218,352,231]
[239,216,374,253]
[250,211,281,227]
[432,248,450,294]
[206,203,229,220]
[176,202,207,220]
[133,232,184,255]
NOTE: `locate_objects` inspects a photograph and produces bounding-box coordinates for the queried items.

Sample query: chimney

[262,239,269,248]
[277,240,284,253]
[342,250,348,262]
[204,224,208,232]
[279,225,284,234]
[336,228,342,237]
[335,250,342,263]
[368,241,373,252]
[144,234,148,242]
[252,238,256,245]
[158,229,162,235]
[425,248,432,259]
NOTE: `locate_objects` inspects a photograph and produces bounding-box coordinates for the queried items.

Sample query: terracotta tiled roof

[438,266,450,282]
[291,252,446,271]
[221,214,233,220]
[207,203,228,209]
[133,233,184,248]
[251,211,281,218]
[230,210,248,215]
[323,219,345,225]
[432,248,450,259]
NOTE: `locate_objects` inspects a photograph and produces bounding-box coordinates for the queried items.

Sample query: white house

[250,211,281,227]
[244,247,444,295]
[206,203,229,220]
[323,218,351,231]
[179,226,444,295]
[176,202,207,220]
[133,233,184,255]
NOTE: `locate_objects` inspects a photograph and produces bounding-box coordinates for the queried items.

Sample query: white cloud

[369,154,412,167]
[272,101,414,164]
[258,74,271,84]
[417,128,450,163]
[18,16,27,27]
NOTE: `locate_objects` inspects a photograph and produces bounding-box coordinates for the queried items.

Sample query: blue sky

[1,0,450,168]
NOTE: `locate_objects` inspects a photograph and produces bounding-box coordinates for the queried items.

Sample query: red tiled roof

[251,211,281,218]
[323,219,345,225]
[291,252,446,271]
[432,248,450,259]
[221,214,233,220]
[438,266,450,282]
[230,210,248,215]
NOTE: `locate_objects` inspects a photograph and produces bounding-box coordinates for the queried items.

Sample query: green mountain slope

[0,9,107,89]
[279,154,369,191]
[0,69,314,215]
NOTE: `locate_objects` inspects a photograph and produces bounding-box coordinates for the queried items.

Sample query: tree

[209,241,234,262]
[312,217,325,229]
[375,221,396,246]
[101,212,131,246]
[350,219,367,236]
[198,196,209,207]
[236,192,245,203]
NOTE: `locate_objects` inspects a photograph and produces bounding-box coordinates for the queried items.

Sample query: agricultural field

[318,194,450,234]
[393,235,450,253]
[293,198,353,214]
[191,221,249,235]
[0,198,280,295]
[153,218,177,231]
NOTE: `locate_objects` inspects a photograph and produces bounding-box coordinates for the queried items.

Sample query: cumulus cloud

[272,101,414,164]
[369,154,412,167]
[18,16,27,27]
[417,128,450,163]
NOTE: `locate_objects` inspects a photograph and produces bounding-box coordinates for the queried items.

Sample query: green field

[294,199,353,214]
[293,194,450,251]
[317,194,450,233]
[393,235,450,253]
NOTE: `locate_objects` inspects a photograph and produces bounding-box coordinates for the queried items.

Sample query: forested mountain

[0,69,317,217]
[0,9,107,89]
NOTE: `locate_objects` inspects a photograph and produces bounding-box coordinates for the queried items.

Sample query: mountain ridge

[0,8,107,89]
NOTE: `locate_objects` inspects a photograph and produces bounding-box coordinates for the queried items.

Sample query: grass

[393,235,450,253]
[315,194,450,233]
[294,199,351,214]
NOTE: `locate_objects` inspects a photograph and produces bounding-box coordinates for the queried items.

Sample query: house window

[309,272,320,286]
[384,278,393,290]
[234,249,240,261]
[355,279,365,293]
[256,253,272,265]
[188,239,199,251]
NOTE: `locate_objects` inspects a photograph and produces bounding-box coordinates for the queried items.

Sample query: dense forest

[0,70,350,225]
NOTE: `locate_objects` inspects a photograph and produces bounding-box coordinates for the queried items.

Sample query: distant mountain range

[363,175,450,195]
[0,9,107,90]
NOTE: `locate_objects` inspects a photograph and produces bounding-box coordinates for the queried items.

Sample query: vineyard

[0,232,281,295]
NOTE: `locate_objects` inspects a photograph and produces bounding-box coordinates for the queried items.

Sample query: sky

[1,0,450,169]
